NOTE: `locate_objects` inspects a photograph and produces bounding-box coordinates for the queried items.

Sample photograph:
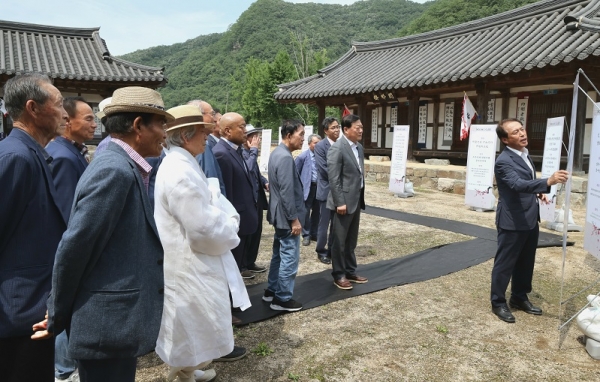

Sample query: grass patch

[436,324,449,335]
[251,342,274,356]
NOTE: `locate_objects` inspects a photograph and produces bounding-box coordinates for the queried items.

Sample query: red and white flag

[342,104,352,117]
[460,93,477,140]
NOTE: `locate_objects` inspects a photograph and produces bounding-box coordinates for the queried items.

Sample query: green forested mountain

[120,0,541,127]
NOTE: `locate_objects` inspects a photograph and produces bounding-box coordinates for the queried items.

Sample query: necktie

[237,146,248,173]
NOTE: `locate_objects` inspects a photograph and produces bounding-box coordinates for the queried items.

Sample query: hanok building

[275,0,600,172]
[0,20,166,141]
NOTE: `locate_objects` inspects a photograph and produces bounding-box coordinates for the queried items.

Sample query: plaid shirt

[111,138,152,191]
[69,139,90,163]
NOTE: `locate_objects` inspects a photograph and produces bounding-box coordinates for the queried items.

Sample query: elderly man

[46,96,96,382]
[48,87,169,382]
[188,100,226,197]
[295,133,322,246]
[213,113,260,278]
[314,117,340,264]
[491,118,569,323]
[262,119,305,312]
[154,105,250,382]
[328,114,367,290]
[0,73,67,382]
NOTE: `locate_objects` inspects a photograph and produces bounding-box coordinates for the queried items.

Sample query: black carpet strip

[236,206,572,324]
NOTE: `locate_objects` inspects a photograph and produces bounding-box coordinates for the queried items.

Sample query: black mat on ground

[236,206,572,325]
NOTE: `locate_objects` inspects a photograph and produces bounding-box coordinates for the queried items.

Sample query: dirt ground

[136,180,600,382]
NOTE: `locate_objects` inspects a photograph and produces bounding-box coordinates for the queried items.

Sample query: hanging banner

[465,125,497,210]
[516,97,529,127]
[443,102,454,146]
[371,108,378,143]
[584,103,600,259]
[539,117,565,222]
[301,125,314,152]
[418,104,427,144]
[388,125,410,194]
[390,105,398,126]
[487,99,495,123]
[259,129,272,173]
[92,105,104,137]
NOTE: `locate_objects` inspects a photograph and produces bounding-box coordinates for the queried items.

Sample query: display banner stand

[388,125,413,198]
[259,129,272,173]
[464,125,497,211]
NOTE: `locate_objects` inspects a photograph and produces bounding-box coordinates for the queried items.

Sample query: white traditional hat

[95,97,112,119]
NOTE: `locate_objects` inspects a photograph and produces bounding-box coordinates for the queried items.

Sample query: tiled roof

[275,0,600,101]
[0,20,165,83]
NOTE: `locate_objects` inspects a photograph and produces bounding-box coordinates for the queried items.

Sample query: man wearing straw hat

[47,87,171,382]
[153,105,250,382]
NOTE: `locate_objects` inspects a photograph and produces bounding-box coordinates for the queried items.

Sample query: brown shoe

[232,315,242,326]
[347,274,368,283]
[334,277,353,290]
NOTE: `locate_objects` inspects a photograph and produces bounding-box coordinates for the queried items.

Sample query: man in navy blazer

[295,134,322,246]
[47,87,170,382]
[0,73,68,382]
[189,100,227,197]
[491,118,568,323]
[213,112,259,278]
[314,117,340,264]
[46,96,96,382]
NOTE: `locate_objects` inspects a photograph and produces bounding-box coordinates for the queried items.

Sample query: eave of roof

[275,0,600,101]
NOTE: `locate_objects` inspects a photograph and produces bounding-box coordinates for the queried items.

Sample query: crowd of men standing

[0,74,368,382]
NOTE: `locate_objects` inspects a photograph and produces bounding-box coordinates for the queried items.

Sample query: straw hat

[94,97,112,119]
[165,105,214,132]
[103,87,174,122]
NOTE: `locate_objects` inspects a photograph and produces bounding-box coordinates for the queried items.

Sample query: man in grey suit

[491,118,568,323]
[295,134,321,246]
[47,87,172,382]
[263,119,305,312]
[328,114,367,290]
[314,117,340,264]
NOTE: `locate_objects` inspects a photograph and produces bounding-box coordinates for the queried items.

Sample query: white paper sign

[259,129,272,173]
[278,126,282,145]
[301,125,314,152]
[465,125,497,210]
[487,99,495,122]
[388,125,410,194]
[390,105,398,126]
[92,105,104,137]
[539,117,564,222]
[517,98,529,127]
[443,103,454,145]
[371,109,378,143]
[418,104,427,144]
[584,103,600,259]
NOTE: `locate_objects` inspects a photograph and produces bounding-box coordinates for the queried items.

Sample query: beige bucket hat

[165,105,214,132]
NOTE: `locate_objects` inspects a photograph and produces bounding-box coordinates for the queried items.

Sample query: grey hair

[186,99,204,113]
[165,125,198,148]
[4,73,52,121]
[308,134,321,143]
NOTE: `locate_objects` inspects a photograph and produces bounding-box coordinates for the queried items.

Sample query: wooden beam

[432,96,440,150]
[407,91,420,160]
[317,102,325,136]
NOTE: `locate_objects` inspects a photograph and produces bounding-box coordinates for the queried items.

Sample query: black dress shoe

[509,299,542,315]
[492,305,515,323]
[318,255,331,264]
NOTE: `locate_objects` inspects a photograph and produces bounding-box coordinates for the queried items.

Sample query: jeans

[55,331,77,379]
[267,228,300,302]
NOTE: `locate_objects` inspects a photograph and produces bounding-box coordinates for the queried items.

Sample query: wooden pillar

[317,102,326,137]
[432,96,440,151]
[476,82,490,124]
[574,81,588,172]
[379,103,387,149]
[407,91,420,160]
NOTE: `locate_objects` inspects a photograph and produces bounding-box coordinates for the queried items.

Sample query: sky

[4,0,429,56]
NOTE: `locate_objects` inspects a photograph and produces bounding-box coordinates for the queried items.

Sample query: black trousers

[330,208,361,280]
[302,183,320,238]
[245,208,265,268]
[315,200,334,257]
[491,225,539,307]
[0,335,54,382]
[78,357,137,382]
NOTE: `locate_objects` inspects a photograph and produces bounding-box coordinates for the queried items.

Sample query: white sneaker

[194,369,217,382]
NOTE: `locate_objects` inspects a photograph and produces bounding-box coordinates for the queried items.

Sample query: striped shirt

[111,138,152,191]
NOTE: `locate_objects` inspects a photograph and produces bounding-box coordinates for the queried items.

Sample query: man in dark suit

[0,73,68,382]
[314,117,340,264]
[296,134,322,246]
[242,125,269,276]
[328,114,367,290]
[46,96,96,382]
[47,87,170,382]
[213,112,259,279]
[263,119,305,311]
[189,100,227,197]
[491,118,569,323]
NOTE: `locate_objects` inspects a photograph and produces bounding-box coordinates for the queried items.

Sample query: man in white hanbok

[153,105,251,382]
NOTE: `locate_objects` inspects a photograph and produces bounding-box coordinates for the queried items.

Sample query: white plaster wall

[439,102,445,123]
[426,126,433,149]
[437,125,451,150]
[508,97,518,118]
[495,98,502,121]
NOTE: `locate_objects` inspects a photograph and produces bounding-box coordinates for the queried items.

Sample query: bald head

[220,112,246,145]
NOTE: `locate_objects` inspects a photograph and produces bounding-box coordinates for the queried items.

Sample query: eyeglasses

[329,125,341,130]
[203,110,216,117]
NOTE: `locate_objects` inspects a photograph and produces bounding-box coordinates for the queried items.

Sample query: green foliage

[251,342,274,356]
[397,0,541,37]
[287,372,301,381]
